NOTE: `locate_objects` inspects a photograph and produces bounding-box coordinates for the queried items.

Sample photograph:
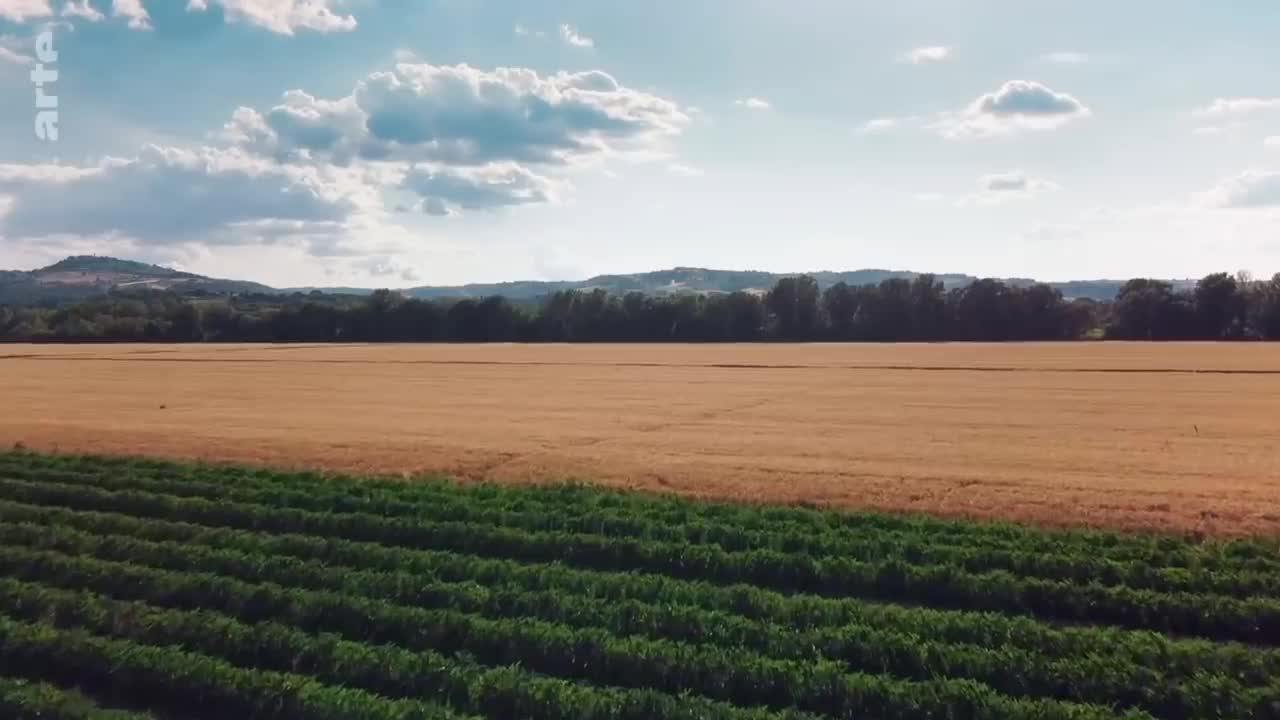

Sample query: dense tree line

[3,272,1280,343]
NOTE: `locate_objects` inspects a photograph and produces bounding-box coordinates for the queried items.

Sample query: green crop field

[0,451,1278,719]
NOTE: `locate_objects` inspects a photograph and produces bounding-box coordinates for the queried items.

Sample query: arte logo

[32,31,58,142]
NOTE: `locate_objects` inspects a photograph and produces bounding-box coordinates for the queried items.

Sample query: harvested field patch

[2,342,1279,535]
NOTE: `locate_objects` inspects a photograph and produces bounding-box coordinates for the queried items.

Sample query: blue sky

[1,0,1278,287]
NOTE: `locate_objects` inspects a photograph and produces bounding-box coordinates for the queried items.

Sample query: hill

[296,268,1147,301]
[1,255,1191,305]
[0,256,274,304]
[374,268,985,300]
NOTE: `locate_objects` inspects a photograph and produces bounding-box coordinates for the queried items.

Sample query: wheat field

[2,342,1279,535]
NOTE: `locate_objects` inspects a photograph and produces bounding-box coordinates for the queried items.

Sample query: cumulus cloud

[354,255,421,283]
[903,46,950,64]
[186,0,357,35]
[111,0,149,29]
[1041,51,1089,65]
[61,0,102,21]
[1266,137,1280,149]
[0,146,358,246]
[1198,170,1280,208]
[734,97,771,111]
[401,163,559,216]
[935,80,1090,138]
[559,23,592,48]
[0,0,52,22]
[0,60,692,259]
[228,63,687,167]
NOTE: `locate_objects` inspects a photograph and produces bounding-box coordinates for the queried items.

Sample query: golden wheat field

[2,342,1280,535]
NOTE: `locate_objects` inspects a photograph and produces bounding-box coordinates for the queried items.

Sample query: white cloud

[959,171,1060,205]
[0,146,361,247]
[559,23,593,48]
[354,255,421,283]
[734,97,771,111]
[61,0,102,21]
[980,171,1058,194]
[513,24,528,36]
[111,0,149,29]
[401,163,560,216]
[1266,137,1280,150]
[0,35,32,64]
[934,80,1090,138]
[0,0,52,22]
[0,46,30,64]
[903,46,951,64]
[0,162,106,183]
[229,64,688,168]
[1197,170,1280,208]
[1041,51,1089,65]
[186,0,357,35]
[1194,97,1280,118]
[666,163,704,177]
[0,60,697,260]
[857,117,900,134]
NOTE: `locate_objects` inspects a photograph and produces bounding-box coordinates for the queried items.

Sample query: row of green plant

[2,529,1272,720]
[8,450,1274,572]
[0,576,1146,720]
[5,498,1270,687]
[13,460,1275,596]
[0,615,471,720]
[0,676,153,720]
[5,476,1278,643]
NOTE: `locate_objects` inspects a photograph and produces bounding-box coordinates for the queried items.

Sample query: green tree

[766,276,821,340]
[1193,272,1245,339]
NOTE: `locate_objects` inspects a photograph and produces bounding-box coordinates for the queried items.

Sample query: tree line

[3,272,1280,343]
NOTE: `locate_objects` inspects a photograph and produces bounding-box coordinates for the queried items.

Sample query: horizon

[1,2,1278,286]
[5,253,1217,291]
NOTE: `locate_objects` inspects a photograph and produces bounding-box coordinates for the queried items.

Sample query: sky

[0,0,1278,288]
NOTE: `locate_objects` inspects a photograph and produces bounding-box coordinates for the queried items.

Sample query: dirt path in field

[3,342,1280,536]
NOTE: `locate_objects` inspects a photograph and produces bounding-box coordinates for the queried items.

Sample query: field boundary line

[2,353,1280,375]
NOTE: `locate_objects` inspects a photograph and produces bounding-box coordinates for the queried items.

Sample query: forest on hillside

[2,272,1279,343]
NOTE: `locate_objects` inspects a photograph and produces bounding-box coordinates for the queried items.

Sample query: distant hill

[310,268,1175,302]
[1,255,1194,305]
[368,268,985,300]
[0,255,273,304]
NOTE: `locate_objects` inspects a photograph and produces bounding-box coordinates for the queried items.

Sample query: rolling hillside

[1,255,1186,304]
[0,257,274,304]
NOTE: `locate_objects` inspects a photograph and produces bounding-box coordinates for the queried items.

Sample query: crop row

[11,461,1274,597]
[6,498,1273,686]
[1,530,1271,719]
[5,450,1274,572]
[0,676,153,720]
[0,576,1148,720]
[0,615,471,720]
[0,580,820,720]
[5,476,1278,643]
